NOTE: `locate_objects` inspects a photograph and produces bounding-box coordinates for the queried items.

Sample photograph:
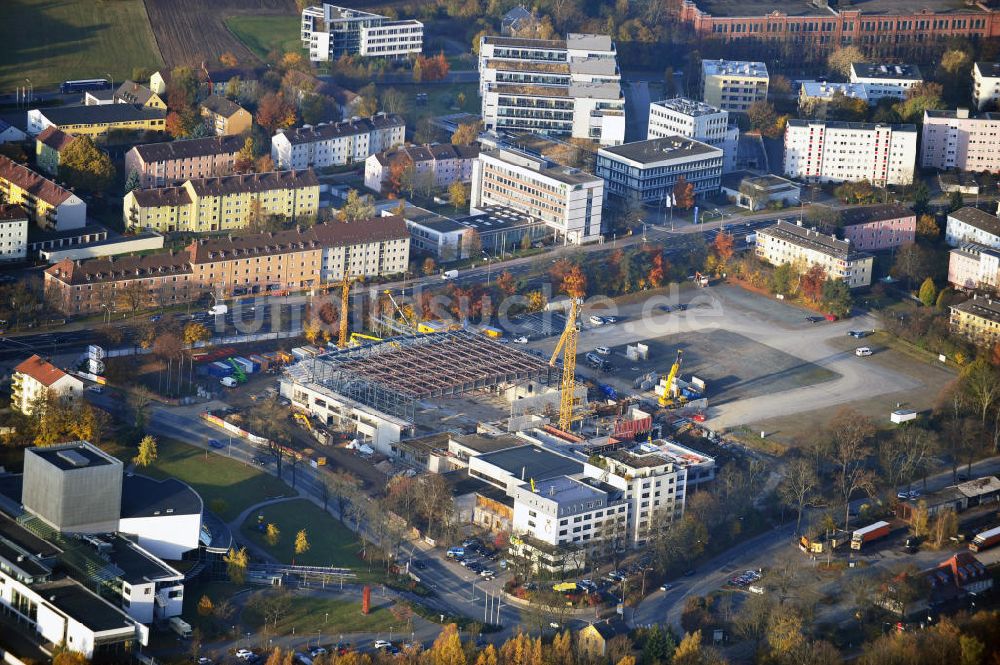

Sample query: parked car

[585,352,604,367]
[86,385,104,394]
[855,347,873,357]
[589,315,605,326]
[595,346,611,355]
[310,648,327,658]
[848,330,872,338]
[512,336,529,344]
[335,643,351,656]
[604,316,619,323]
[659,583,674,592]
[374,641,392,650]
[235,650,255,661]
[208,439,224,449]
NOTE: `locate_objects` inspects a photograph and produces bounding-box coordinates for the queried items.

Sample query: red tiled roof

[14,354,69,387]
[0,156,74,206]
[36,126,76,152]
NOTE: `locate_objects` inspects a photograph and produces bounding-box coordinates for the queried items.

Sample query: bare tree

[960,359,1000,423]
[826,408,876,531]
[778,458,819,535]
[417,474,451,540]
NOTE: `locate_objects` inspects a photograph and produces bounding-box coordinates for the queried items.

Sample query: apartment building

[0,156,86,231]
[783,119,917,186]
[837,203,915,252]
[123,170,320,233]
[125,135,245,187]
[44,217,409,315]
[849,63,922,100]
[364,143,478,193]
[470,147,604,245]
[921,109,1000,173]
[27,104,166,138]
[972,62,1000,111]
[271,114,404,170]
[35,126,76,176]
[301,4,423,61]
[0,119,27,144]
[0,204,28,262]
[756,220,873,288]
[798,81,871,120]
[700,59,768,112]
[199,95,252,137]
[478,33,626,146]
[647,97,738,173]
[948,243,1000,291]
[596,136,723,203]
[113,81,166,110]
[950,295,1000,347]
[11,354,84,415]
[945,207,1000,248]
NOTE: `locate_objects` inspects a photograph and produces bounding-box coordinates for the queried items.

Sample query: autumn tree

[918,277,937,307]
[827,45,865,78]
[60,136,116,193]
[224,547,248,584]
[294,529,310,564]
[428,623,465,665]
[219,52,239,67]
[800,265,826,302]
[496,270,518,296]
[197,594,214,616]
[748,100,780,137]
[265,523,280,547]
[448,181,468,211]
[422,257,437,276]
[356,83,378,117]
[451,121,482,146]
[711,230,734,273]
[256,92,297,132]
[673,176,695,210]
[562,265,587,298]
[234,137,256,174]
[133,435,158,467]
[916,213,939,240]
[464,229,482,257]
[338,189,375,222]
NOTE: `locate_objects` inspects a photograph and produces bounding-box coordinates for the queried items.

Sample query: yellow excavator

[658,350,687,408]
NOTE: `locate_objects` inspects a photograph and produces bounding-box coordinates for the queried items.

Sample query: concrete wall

[40,233,164,263]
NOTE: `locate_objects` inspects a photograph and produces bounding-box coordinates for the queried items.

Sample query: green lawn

[144,438,289,522]
[0,0,162,91]
[225,15,302,61]
[242,591,400,635]
[240,499,368,570]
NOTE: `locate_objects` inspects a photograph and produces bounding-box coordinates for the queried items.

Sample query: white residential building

[11,354,84,415]
[478,33,625,146]
[647,97,738,173]
[945,206,1000,248]
[364,143,478,193]
[271,114,404,170]
[700,59,768,112]
[510,476,623,553]
[972,62,1000,111]
[596,136,723,203]
[756,220,874,288]
[798,81,871,120]
[849,63,923,100]
[921,109,1000,173]
[301,4,423,61]
[783,119,917,186]
[471,147,604,244]
[0,204,28,262]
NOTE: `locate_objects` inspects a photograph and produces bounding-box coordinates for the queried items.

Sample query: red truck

[850,521,891,550]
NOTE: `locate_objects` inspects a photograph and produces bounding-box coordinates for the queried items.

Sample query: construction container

[232,356,255,375]
[275,350,294,364]
[480,326,503,338]
[291,347,311,361]
[207,361,233,378]
[418,320,449,334]
[249,354,267,372]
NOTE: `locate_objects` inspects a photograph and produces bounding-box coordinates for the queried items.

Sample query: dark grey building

[22,441,122,534]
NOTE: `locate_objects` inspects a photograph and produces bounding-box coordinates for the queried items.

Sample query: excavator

[657,350,687,409]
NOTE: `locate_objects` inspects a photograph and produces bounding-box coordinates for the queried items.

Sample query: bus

[60,79,111,94]
[969,525,1000,553]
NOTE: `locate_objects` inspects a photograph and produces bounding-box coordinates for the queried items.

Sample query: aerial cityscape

[2,0,1000,663]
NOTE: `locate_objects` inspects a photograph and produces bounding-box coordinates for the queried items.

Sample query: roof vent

[56,449,89,468]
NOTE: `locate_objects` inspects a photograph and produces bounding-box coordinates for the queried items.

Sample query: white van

[221,376,238,387]
[442,270,458,280]
[855,347,873,357]
[446,546,465,558]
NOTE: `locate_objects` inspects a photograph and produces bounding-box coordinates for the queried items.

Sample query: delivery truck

[209,304,228,316]
[850,521,891,550]
[170,617,193,638]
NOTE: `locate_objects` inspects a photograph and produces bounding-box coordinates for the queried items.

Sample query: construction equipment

[549,298,581,432]
[334,275,361,348]
[383,289,417,332]
[293,412,313,431]
[658,350,685,408]
[226,357,247,383]
[349,332,383,346]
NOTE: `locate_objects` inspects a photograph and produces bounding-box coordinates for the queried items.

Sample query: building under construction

[280,330,558,454]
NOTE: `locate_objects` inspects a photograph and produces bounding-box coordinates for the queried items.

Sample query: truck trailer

[850,521,891,550]
[969,525,1000,553]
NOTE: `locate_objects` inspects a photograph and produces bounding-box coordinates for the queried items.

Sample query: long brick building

[677,0,1000,58]
[44,217,410,315]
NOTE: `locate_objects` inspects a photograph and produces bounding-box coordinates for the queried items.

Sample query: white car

[589,315,605,326]
[86,385,104,394]
[512,336,528,344]
[855,347,873,357]
[373,641,391,650]
[595,346,611,355]
[235,650,254,661]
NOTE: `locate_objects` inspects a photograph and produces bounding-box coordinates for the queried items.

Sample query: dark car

[251,456,267,466]
[411,560,425,569]
[848,330,871,339]
[207,439,224,449]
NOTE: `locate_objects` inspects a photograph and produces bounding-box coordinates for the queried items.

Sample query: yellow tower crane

[335,275,361,348]
[658,350,684,408]
[549,298,581,432]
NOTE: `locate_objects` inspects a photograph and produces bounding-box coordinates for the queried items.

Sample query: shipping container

[969,525,1000,553]
[207,361,233,378]
[850,521,891,550]
[233,356,255,374]
[249,354,267,372]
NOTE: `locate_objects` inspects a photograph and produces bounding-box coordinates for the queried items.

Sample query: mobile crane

[549,298,581,432]
[658,350,686,408]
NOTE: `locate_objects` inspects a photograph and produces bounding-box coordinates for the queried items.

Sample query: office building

[756,220,873,288]
[783,119,917,186]
[921,109,1000,173]
[11,354,84,415]
[647,97,738,172]
[301,4,423,61]
[124,170,319,233]
[124,135,246,188]
[0,156,86,231]
[945,207,1000,248]
[596,136,723,203]
[478,33,625,146]
[850,63,923,100]
[470,147,604,244]
[271,114,405,170]
[700,59,768,112]
[973,62,1000,111]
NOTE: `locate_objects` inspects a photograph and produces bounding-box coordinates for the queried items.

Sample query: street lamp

[24,78,32,105]
[106,73,114,92]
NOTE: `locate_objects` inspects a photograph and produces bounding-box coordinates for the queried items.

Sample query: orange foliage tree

[256,93,297,132]
[800,265,826,302]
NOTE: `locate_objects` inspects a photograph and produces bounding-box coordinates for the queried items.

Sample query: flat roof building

[596,136,723,203]
[700,59,768,113]
[973,62,1000,111]
[647,97,738,173]
[922,109,1000,174]
[784,119,917,186]
[850,63,923,100]
[301,4,423,61]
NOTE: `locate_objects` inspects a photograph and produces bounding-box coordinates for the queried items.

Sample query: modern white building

[119,475,203,561]
[798,81,871,120]
[384,205,472,260]
[471,147,604,244]
[11,354,84,415]
[596,136,723,203]
[783,119,917,186]
[647,97,738,173]
[945,206,1000,248]
[921,109,1000,173]
[301,4,423,61]
[700,59,768,112]
[972,62,1000,111]
[756,220,874,288]
[849,63,923,100]
[0,204,28,262]
[478,33,625,146]
[271,114,405,170]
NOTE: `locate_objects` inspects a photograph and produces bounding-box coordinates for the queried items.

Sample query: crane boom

[549,299,580,431]
[658,350,683,408]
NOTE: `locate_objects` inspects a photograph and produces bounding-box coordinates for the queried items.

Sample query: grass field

[144,438,289,521]
[242,591,399,635]
[239,499,369,570]
[0,0,163,91]
[225,15,302,61]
